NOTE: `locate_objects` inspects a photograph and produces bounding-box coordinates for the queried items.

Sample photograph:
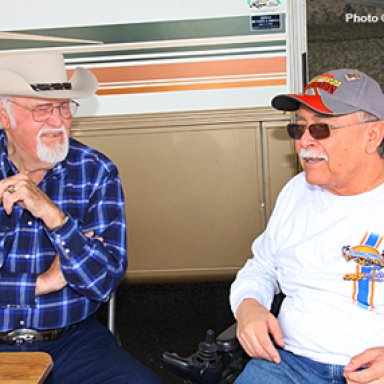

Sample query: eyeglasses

[287,120,377,140]
[7,99,79,122]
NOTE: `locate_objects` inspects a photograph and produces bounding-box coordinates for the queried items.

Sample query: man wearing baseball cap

[0,52,162,383]
[230,69,384,383]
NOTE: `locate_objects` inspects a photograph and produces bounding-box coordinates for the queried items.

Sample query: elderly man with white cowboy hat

[230,69,384,384]
[0,52,163,384]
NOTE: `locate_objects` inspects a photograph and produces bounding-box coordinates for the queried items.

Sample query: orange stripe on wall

[96,78,286,95]
[69,57,286,83]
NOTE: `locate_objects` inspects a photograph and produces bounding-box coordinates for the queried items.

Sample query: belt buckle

[5,329,43,344]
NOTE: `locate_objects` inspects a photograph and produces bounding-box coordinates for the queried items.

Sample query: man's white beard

[36,126,69,164]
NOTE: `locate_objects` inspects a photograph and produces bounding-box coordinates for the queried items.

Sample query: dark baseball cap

[272,69,384,120]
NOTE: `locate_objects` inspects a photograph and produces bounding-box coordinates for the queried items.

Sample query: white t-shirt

[230,172,384,365]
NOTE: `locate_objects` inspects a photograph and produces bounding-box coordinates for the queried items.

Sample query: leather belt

[0,327,70,345]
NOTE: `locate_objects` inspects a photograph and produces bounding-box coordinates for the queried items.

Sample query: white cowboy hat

[0,51,98,99]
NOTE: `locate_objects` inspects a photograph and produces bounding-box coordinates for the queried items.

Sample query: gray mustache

[299,148,329,161]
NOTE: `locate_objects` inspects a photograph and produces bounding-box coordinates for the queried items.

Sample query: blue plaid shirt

[0,130,127,331]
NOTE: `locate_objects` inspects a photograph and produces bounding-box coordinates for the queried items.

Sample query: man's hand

[344,347,384,383]
[0,173,65,230]
[36,254,67,296]
[236,298,285,364]
[35,231,102,296]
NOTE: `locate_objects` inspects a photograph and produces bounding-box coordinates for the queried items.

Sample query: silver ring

[6,185,16,194]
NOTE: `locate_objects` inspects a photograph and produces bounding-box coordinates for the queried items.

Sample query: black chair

[162,323,245,384]
[162,293,284,383]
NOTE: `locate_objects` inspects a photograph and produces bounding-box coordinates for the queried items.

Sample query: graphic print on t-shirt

[342,231,384,310]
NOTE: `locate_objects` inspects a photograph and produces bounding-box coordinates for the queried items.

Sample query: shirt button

[20,320,24,326]
[61,241,66,246]
[27,221,33,226]
[56,234,61,240]
[65,249,70,254]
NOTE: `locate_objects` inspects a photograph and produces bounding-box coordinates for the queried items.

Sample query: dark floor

[99,281,235,384]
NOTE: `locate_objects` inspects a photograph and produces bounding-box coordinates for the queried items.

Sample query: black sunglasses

[287,121,377,140]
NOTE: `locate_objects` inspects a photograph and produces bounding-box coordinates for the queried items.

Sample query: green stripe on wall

[0,15,286,51]
[65,41,286,64]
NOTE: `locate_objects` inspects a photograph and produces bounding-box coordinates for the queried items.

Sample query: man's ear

[0,105,11,129]
[366,122,384,154]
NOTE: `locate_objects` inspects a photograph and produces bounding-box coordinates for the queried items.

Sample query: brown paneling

[72,107,294,282]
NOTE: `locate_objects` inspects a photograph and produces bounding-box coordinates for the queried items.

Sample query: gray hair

[358,111,383,158]
[0,96,15,128]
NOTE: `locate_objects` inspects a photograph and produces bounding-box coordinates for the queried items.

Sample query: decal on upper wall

[248,0,283,13]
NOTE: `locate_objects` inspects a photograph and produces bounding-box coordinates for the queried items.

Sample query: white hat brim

[0,67,98,99]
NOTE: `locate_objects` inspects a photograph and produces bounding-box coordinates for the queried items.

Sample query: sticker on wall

[248,0,282,11]
[250,14,282,31]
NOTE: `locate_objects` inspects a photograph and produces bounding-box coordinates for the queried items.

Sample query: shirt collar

[0,131,16,178]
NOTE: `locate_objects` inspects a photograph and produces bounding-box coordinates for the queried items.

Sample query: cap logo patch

[304,74,341,95]
[344,72,361,82]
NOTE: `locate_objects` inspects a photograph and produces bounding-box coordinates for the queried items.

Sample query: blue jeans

[0,316,163,384]
[235,348,346,384]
